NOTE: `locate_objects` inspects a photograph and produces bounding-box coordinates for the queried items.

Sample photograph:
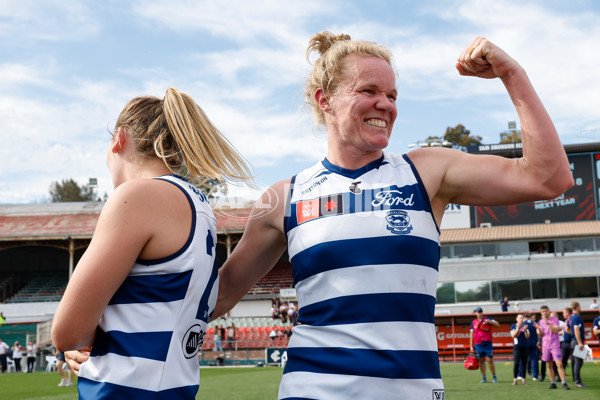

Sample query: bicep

[412,148,566,215]
[442,151,558,206]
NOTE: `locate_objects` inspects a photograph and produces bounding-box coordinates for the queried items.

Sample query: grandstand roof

[1,202,598,242]
[0,202,251,240]
[441,220,600,244]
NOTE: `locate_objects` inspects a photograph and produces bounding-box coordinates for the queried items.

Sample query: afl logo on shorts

[182,324,205,359]
[385,210,413,235]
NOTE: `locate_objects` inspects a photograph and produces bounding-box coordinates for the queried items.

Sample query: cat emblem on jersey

[385,210,413,235]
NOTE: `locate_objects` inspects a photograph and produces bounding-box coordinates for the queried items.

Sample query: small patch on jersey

[296,199,320,224]
[296,195,344,224]
[432,389,445,400]
[182,324,205,359]
[385,210,413,235]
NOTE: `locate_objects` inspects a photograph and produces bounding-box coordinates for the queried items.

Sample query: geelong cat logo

[385,210,413,235]
[182,324,205,359]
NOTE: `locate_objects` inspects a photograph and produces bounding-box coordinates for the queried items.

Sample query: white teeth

[365,119,387,128]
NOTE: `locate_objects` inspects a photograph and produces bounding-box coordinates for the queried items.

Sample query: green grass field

[1,362,599,399]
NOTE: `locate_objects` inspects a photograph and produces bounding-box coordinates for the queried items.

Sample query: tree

[499,130,522,144]
[49,178,99,202]
[443,124,482,150]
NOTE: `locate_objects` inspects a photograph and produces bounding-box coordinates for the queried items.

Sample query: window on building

[455,281,491,302]
[562,238,595,253]
[436,282,455,304]
[492,280,531,301]
[558,276,599,298]
[529,241,554,254]
[440,246,452,259]
[531,279,558,299]
[498,241,529,257]
[481,243,497,257]
[454,244,481,258]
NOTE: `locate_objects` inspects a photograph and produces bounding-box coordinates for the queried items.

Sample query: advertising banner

[476,153,597,226]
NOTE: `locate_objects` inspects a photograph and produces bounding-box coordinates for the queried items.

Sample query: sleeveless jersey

[77,175,219,399]
[280,153,443,400]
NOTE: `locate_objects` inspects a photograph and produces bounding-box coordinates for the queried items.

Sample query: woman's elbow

[51,325,71,352]
[51,323,85,352]
[537,167,574,200]
[546,173,574,199]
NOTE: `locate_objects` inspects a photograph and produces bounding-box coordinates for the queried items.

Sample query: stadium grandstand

[1,141,600,366]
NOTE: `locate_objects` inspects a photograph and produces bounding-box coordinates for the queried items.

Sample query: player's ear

[315,88,332,114]
[112,127,127,153]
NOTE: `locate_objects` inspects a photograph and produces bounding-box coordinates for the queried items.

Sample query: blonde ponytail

[162,88,253,185]
[114,87,253,187]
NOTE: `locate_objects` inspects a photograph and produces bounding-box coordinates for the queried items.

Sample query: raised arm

[409,37,573,225]
[214,179,289,318]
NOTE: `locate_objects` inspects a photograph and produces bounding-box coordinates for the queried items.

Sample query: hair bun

[306,31,351,59]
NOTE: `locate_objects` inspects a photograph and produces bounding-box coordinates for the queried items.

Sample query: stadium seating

[202,317,292,351]
[247,262,294,295]
[4,271,67,303]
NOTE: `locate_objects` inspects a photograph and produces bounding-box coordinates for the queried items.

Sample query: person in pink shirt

[470,307,500,383]
[537,305,569,390]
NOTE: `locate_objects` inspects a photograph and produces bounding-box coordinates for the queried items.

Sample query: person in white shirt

[11,341,23,373]
[0,338,9,373]
[26,341,37,373]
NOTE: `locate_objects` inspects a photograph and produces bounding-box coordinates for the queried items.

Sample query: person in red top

[470,307,500,383]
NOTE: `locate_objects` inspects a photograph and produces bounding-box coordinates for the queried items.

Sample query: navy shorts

[475,341,494,359]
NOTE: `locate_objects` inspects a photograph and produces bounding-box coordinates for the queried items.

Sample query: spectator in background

[55,349,74,387]
[565,301,587,388]
[227,323,237,350]
[510,314,530,385]
[590,299,598,310]
[271,302,280,320]
[279,301,289,323]
[537,305,569,390]
[0,337,9,373]
[470,307,500,383]
[285,326,293,339]
[213,324,224,352]
[514,302,520,312]
[26,341,36,373]
[561,307,573,374]
[12,341,23,373]
[288,302,298,326]
[0,312,5,326]
[523,312,539,381]
[500,296,510,312]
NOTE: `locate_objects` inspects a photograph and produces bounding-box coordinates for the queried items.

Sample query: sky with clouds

[1,0,599,204]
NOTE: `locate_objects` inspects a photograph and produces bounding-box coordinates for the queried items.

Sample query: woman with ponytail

[52,87,252,399]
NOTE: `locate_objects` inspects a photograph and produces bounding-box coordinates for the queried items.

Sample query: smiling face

[325,54,397,157]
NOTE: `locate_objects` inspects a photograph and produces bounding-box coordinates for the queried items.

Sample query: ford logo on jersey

[372,190,415,208]
[385,210,413,234]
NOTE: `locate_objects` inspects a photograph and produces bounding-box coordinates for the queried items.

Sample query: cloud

[131,0,332,45]
[0,0,100,41]
[2,0,600,204]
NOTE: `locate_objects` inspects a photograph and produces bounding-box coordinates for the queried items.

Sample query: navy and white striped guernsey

[77,175,219,399]
[280,153,444,400]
